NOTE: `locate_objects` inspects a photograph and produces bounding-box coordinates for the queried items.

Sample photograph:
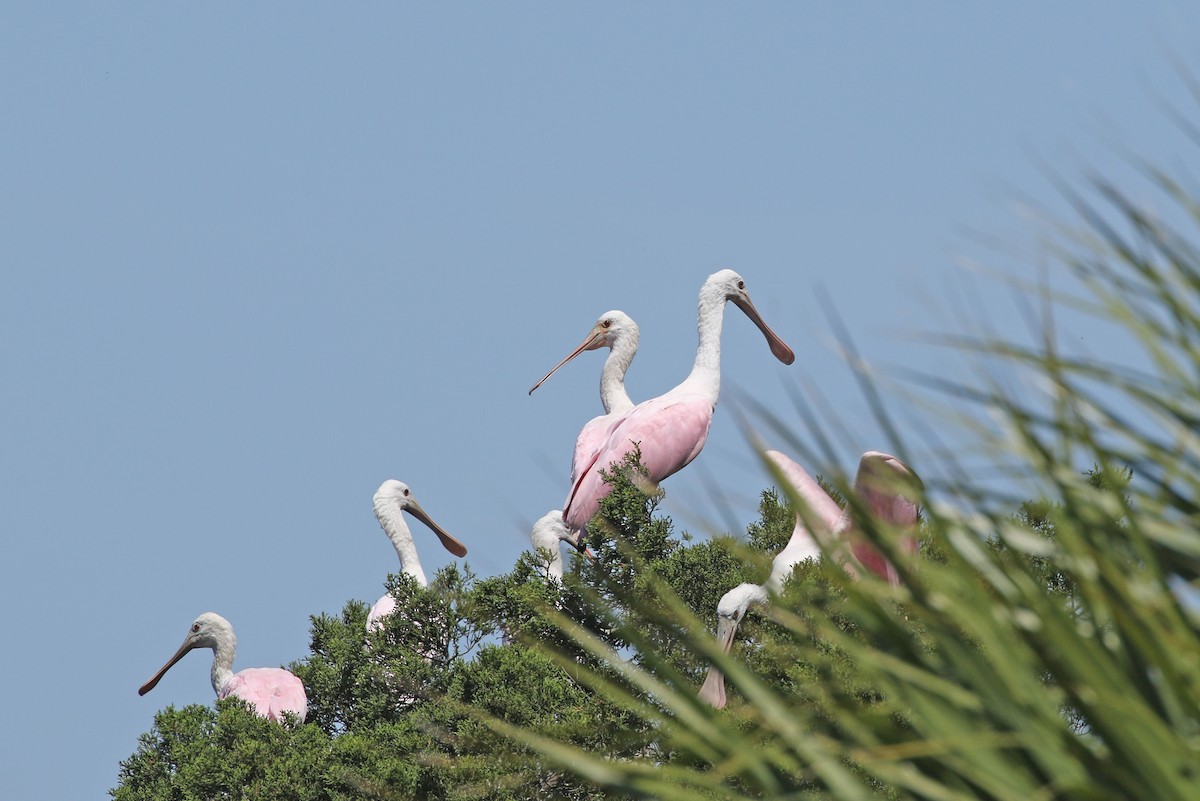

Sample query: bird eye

[737,280,745,290]
[192,624,200,632]
[403,488,410,497]
[602,319,612,328]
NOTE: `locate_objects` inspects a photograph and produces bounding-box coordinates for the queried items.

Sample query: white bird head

[138,612,236,697]
[182,611,236,649]
[698,583,768,709]
[528,310,641,396]
[715,583,769,628]
[590,310,639,350]
[530,509,592,555]
[373,479,468,558]
[704,269,795,365]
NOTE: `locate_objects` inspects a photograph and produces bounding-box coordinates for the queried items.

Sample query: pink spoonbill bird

[529,310,640,489]
[562,270,794,533]
[367,479,468,631]
[697,450,921,709]
[698,450,843,709]
[138,611,308,723]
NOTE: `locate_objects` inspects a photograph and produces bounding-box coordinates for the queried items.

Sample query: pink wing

[837,451,920,586]
[563,392,714,531]
[221,667,308,723]
[571,413,618,486]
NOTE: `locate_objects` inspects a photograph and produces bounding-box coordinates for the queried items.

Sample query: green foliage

[745,487,801,555]
[115,443,826,800]
[113,702,332,801]
[123,425,1140,800]
[295,600,372,735]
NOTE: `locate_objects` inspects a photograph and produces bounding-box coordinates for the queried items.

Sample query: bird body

[219,667,308,722]
[563,271,794,532]
[367,593,402,628]
[368,480,467,630]
[138,611,307,723]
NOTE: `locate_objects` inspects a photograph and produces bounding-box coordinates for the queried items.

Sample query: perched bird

[138,611,308,723]
[563,270,794,533]
[698,450,921,709]
[529,310,640,492]
[368,479,467,631]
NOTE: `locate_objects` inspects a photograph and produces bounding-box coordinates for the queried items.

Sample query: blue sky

[3,4,1198,798]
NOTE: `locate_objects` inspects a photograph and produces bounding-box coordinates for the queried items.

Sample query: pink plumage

[564,391,714,531]
[219,667,308,723]
[764,449,843,561]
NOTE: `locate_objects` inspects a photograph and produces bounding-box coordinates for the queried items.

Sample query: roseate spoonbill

[698,450,842,709]
[562,270,794,533]
[368,479,468,631]
[138,612,308,723]
[529,310,640,488]
[697,450,921,709]
[529,510,592,582]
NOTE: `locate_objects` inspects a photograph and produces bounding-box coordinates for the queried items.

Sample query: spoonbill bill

[138,611,308,723]
[563,270,794,533]
[368,479,468,631]
[698,450,921,709]
[529,310,640,489]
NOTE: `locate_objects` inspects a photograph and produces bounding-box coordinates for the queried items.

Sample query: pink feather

[220,667,308,723]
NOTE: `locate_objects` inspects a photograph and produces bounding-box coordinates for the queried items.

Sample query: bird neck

[374,498,429,587]
[208,631,236,695]
[543,546,564,582]
[743,583,770,610]
[599,333,638,416]
[766,532,821,594]
[684,282,728,403]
